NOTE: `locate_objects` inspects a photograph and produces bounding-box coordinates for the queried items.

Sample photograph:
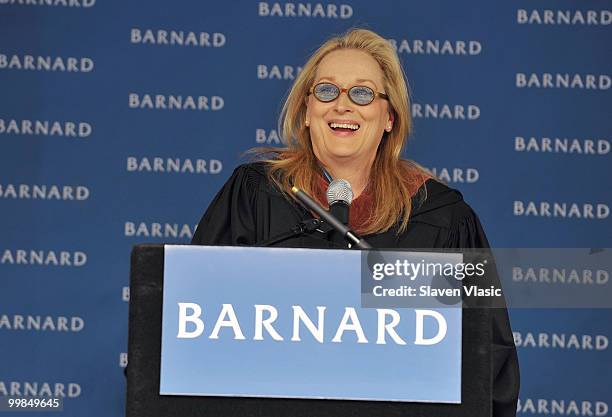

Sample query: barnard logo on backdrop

[388,38,482,56]
[517,398,608,416]
[0,118,92,138]
[122,286,129,302]
[428,168,479,184]
[124,222,196,239]
[515,136,610,155]
[0,54,93,72]
[258,2,353,18]
[512,267,608,286]
[411,103,480,120]
[256,128,282,145]
[0,381,81,397]
[516,73,610,90]
[128,93,224,111]
[513,201,609,219]
[257,65,302,80]
[0,249,87,266]
[517,8,611,25]
[0,0,94,7]
[0,184,90,200]
[513,331,609,351]
[130,28,226,48]
[0,314,84,332]
[126,157,223,174]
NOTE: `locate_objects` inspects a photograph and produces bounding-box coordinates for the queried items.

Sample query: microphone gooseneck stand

[256,219,323,247]
[291,186,372,250]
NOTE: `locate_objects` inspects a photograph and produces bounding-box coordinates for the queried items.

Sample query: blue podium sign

[160,246,462,403]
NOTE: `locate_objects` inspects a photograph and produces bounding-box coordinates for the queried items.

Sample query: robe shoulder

[190,162,299,246]
[190,162,270,246]
[405,179,491,249]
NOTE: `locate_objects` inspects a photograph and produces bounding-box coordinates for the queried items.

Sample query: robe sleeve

[191,164,259,246]
[448,211,520,417]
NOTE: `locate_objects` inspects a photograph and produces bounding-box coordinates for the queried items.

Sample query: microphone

[291,185,372,250]
[326,179,353,226]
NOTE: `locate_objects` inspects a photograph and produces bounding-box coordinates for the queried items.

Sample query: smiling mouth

[328,122,360,132]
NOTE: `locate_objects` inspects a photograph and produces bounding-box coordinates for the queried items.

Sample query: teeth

[329,122,359,130]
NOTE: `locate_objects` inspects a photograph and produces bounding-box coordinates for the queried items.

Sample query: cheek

[362,108,388,133]
[308,118,328,152]
[307,97,327,118]
[309,105,333,137]
[362,101,388,122]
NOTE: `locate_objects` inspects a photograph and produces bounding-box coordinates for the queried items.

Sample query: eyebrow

[356,78,376,85]
[317,76,379,89]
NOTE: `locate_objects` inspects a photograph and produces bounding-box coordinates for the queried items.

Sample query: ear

[384,110,395,132]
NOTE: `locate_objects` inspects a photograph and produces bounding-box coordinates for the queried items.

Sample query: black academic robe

[191,162,520,417]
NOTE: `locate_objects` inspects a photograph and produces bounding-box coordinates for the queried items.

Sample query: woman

[192,29,519,415]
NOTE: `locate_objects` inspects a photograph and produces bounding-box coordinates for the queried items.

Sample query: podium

[126,244,492,417]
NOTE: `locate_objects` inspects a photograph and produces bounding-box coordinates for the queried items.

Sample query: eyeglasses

[308,82,388,106]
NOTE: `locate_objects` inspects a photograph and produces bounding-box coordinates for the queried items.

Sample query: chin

[323,143,361,159]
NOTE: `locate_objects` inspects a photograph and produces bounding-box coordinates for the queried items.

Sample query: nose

[332,90,353,113]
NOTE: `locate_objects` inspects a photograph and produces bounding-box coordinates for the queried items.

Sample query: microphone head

[326,179,353,206]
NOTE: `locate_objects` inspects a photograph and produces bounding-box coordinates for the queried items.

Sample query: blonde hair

[258,28,429,235]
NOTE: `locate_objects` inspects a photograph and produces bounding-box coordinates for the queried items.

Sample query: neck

[320,157,373,198]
